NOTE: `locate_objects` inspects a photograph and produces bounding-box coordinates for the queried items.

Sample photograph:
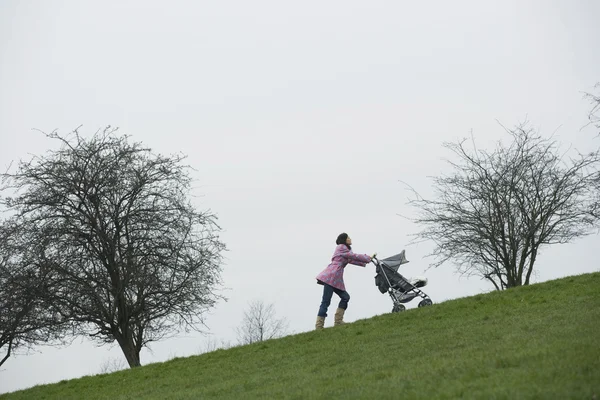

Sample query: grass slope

[2,272,599,399]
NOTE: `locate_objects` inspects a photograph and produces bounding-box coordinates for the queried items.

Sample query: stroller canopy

[380,251,409,272]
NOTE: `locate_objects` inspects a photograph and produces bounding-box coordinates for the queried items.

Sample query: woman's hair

[336,233,351,250]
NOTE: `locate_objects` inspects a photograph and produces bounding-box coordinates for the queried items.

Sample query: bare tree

[235,300,289,345]
[0,221,65,367]
[406,123,600,290]
[98,357,128,374]
[0,127,226,367]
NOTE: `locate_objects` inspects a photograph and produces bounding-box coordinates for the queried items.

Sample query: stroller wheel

[392,304,406,313]
[418,298,433,308]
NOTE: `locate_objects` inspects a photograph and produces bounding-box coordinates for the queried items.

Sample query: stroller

[372,250,433,312]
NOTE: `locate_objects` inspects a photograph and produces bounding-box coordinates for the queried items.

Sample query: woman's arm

[343,251,372,267]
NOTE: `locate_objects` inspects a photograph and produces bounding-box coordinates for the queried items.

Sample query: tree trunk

[503,259,520,288]
[524,248,538,285]
[115,333,141,368]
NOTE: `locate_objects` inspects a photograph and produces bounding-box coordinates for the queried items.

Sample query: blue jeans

[318,283,350,317]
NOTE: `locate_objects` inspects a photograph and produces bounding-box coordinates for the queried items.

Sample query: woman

[315,233,375,329]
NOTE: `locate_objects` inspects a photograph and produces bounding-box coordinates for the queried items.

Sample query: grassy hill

[2,272,599,399]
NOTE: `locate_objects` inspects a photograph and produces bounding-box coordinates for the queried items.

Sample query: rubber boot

[334,308,346,326]
[315,316,325,330]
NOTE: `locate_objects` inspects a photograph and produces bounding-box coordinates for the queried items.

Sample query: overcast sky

[1,0,599,394]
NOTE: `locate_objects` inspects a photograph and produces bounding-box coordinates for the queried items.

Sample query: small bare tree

[235,300,289,345]
[98,357,128,374]
[406,123,600,290]
[1,127,226,368]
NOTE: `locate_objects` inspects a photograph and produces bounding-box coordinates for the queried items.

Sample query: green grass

[3,273,599,400]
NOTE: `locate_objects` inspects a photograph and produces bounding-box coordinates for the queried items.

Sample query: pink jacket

[315,244,372,291]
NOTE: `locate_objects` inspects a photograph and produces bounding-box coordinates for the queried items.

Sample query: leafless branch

[0,221,67,367]
[584,83,600,135]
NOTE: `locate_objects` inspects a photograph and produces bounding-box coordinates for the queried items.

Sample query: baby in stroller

[372,250,433,312]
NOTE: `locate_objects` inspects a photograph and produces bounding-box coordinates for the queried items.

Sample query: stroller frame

[372,255,433,312]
